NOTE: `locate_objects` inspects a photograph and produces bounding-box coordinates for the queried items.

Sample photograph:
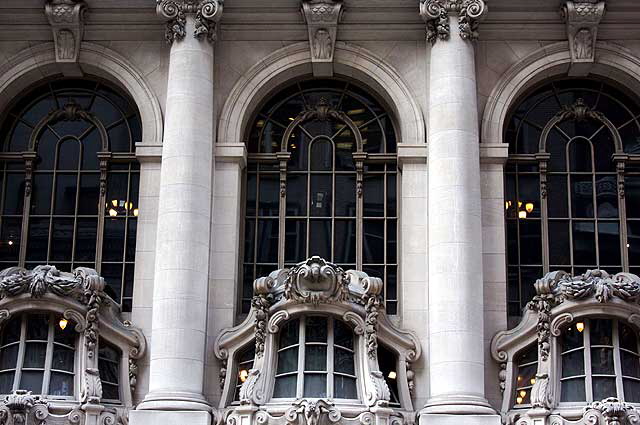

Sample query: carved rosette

[561,1,606,75]
[44,0,87,63]
[301,0,344,77]
[419,0,487,43]
[157,0,224,44]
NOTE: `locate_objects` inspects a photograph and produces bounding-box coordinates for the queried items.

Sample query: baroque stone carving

[239,369,263,406]
[301,1,344,77]
[366,371,391,407]
[284,256,349,305]
[556,98,605,123]
[81,368,103,404]
[584,398,639,425]
[419,0,487,43]
[44,0,87,63]
[157,0,224,44]
[285,399,341,425]
[561,1,606,75]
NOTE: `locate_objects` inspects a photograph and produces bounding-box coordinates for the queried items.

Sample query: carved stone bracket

[561,1,606,76]
[157,0,224,44]
[301,0,344,77]
[584,398,639,425]
[44,0,87,66]
[419,0,487,43]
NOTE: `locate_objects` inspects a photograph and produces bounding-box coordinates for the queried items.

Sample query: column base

[420,394,498,415]
[135,391,211,411]
[129,410,212,425]
[418,414,501,425]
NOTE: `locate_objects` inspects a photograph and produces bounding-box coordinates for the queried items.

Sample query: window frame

[0,312,78,399]
[272,315,359,402]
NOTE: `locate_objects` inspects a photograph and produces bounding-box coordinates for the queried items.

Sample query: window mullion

[95,153,110,273]
[354,153,365,269]
[584,321,594,402]
[13,317,27,392]
[277,153,289,269]
[297,317,305,398]
[18,154,36,267]
[327,318,334,398]
[616,159,630,270]
[539,157,550,272]
[42,314,54,395]
[612,321,625,400]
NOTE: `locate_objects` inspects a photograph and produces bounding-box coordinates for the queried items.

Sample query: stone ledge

[129,410,212,425]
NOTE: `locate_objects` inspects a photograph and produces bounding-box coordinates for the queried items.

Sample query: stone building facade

[0,1,640,425]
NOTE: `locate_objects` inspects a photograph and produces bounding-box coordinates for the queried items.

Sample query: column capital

[419,0,487,43]
[156,0,223,44]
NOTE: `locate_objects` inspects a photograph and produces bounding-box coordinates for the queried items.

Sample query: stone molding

[419,0,487,43]
[156,0,223,44]
[44,0,87,64]
[561,1,606,76]
[300,0,344,77]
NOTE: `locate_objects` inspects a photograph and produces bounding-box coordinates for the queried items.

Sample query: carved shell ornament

[284,256,349,304]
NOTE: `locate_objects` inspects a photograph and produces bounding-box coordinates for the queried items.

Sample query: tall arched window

[242,80,398,314]
[0,79,141,311]
[504,79,640,326]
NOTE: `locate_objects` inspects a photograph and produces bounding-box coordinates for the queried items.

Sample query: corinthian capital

[157,0,223,44]
[419,0,486,43]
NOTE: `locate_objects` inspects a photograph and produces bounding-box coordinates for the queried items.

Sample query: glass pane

[620,323,639,353]
[549,221,571,265]
[334,175,356,217]
[303,373,327,398]
[309,220,331,259]
[305,346,327,371]
[3,173,25,215]
[334,348,355,375]
[547,175,568,218]
[26,315,49,340]
[54,174,78,215]
[561,350,585,377]
[595,175,618,218]
[99,342,120,363]
[31,173,53,215]
[273,375,296,398]
[23,342,46,368]
[624,379,640,402]
[51,218,74,261]
[57,139,81,170]
[334,220,355,264]
[387,173,397,217]
[363,175,384,217]
[279,320,299,348]
[518,220,542,265]
[387,220,397,264]
[0,371,14,393]
[593,377,617,400]
[518,175,540,218]
[622,351,640,378]
[363,220,384,264]
[258,174,279,217]
[286,174,307,216]
[570,175,594,218]
[256,219,278,263]
[81,127,101,170]
[98,359,119,384]
[591,347,614,374]
[334,320,353,350]
[306,317,327,342]
[626,176,640,218]
[19,370,43,394]
[0,345,18,371]
[0,218,21,261]
[102,218,125,261]
[52,347,74,372]
[310,139,333,171]
[37,129,57,170]
[561,378,585,402]
[48,372,73,396]
[101,263,122,301]
[102,383,119,400]
[598,222,620,266]
[54,321,76,346]
[568,139,593,172]
[105,173,128,217]
[1,318,21,345]
[126,219,137,262]
[573,221,596,265]
[77,174,99,215]
[309,175,332,217]
[245,173,257,216]
[334,375,357,399]
[629,222,640,266]
[285,220,306,263]
[590,319,613,346]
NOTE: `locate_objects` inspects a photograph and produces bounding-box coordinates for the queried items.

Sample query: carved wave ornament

[215,256,421,425]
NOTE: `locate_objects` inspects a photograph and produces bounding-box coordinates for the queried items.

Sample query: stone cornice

[156,0,223,44]
[419,0,486,43]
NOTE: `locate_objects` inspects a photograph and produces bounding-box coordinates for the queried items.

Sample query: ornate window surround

[491,269,640,425]
[215,256,420,425]
[0,265,145,424]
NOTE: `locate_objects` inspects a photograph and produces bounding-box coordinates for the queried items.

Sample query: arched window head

[0,79,142,311]
[243,80,399,315]
[504,79,640,326]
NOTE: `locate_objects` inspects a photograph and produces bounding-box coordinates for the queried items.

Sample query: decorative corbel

[561,1,606,76]
[419,0,487,44]
[300,0,344,77]
[157,0,224,44]
[44,0,87,76]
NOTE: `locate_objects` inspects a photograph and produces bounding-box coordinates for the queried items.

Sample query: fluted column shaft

[421,0,495,416]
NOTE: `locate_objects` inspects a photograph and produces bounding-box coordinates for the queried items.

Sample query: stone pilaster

[130,2,222,425]
[419,1,499,424]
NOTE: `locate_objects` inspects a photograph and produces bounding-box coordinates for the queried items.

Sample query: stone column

[131,2,222,425]
[419,1,499,424]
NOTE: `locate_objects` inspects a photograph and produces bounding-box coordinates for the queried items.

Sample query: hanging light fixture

[576,322,585,333]
[518,210,527,219]
[239,369,249,383]
[59,318,68,330]
[525,202,534,213]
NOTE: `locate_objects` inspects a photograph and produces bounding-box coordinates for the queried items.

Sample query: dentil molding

[156,0,223,44]
[419,0,487,43]
[300,0,344,77]
[561,0,606,76]
[44,0,87,68]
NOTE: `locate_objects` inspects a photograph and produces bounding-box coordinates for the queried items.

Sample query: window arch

[242,80,399,314]
[504,79,640,326]
[0,79,141,311]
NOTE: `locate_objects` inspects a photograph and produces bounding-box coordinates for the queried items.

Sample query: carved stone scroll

[301,0,344,77]
[45,0,87,66]
[157,0,224,44]
[561,1,606,76]
[420,0,487,43]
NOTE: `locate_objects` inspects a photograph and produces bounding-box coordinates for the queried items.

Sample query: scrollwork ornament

[363,293,381,359]
[252,294,271,358]
[420,0,486,43]
[585,398,636,425]
[157,0,223,44]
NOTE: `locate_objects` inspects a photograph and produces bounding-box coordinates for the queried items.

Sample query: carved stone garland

[157,0,224,44]
[419,0,487,43]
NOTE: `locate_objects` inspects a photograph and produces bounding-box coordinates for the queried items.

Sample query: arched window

[504,79,640,326]
[0,80,141,311]
[0,313,77,397]
[242,80,398,314]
